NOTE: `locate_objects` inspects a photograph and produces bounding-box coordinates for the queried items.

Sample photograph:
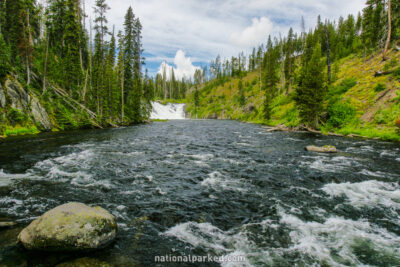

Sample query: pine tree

[238,78,245,107]
[123,6,142,123]
[295,43,325,128]
[63,0,83,97]
[0,32,10,78]
[263,36,280,120]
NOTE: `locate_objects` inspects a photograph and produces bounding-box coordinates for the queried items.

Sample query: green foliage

[4,125,39,136]
[7,108,29,125]
[326,78,357,98]
[0,32,11,78]
[295,43,326,127]
[238,79,245,106]
[327,100,356,128]
[374,83,386,92]
[395,118,400,132]
[374,104,400,125]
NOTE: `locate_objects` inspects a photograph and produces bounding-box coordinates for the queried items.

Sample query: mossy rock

[55,257,113,267]
[18,202,117,251]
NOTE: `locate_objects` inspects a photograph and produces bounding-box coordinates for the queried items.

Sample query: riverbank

[185,49,400,142]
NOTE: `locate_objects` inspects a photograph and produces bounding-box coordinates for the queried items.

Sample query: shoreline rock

[306,145,337,153]
[18,202,117,251]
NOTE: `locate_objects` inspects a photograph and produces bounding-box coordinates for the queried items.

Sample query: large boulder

[31,97,53,130]
[5,79,31,111]
[3,78,53,130]
[306,145,337,153]
[18,202,117,251]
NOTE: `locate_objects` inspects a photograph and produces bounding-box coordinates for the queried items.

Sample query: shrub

[327,100,356,128]
[393,67,400,79]
[374,83,386,92]
[395,118,400,132]
[7,108,28,125]
[326,78,357,98]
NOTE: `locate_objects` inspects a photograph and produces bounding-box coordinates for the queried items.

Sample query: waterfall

[150,102,186,120]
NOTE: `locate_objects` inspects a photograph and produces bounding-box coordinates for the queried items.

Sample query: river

[0,120,399,266]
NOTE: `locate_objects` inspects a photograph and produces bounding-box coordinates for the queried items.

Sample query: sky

[84,0,366,79]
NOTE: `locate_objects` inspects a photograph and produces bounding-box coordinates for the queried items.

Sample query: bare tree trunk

[383,0,392,61]
[42,33,49,94]
[82,69,88,101]
[25,10,33,85]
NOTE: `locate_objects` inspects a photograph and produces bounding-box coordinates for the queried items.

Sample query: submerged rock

[306,145,337,153]
[55,257,113,267]
[18,202,117,251]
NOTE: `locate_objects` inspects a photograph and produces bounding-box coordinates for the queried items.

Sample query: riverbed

[0,120,399,266]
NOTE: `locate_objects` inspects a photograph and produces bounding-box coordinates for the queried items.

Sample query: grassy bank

[186,49,400,141]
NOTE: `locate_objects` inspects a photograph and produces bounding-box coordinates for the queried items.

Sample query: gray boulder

[0,83,5,108]
[18,202,117,251]
[31,97,53,130]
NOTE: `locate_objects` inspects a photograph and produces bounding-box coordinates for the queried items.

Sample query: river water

[0,120,399,266]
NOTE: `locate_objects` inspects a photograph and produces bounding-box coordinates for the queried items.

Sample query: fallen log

[375,70,395,77]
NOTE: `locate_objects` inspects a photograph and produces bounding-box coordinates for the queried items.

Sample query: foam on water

[201,171,247,192]
[279,209,400,266]
[301,155,358,173]
[0,169,31,187]
[322,180,400,209]
[150,102,186,120]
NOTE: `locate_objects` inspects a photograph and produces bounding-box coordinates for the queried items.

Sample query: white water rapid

[150,102,187,120]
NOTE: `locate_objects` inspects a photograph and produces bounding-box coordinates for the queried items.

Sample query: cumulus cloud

[157,50,200,80]
[84,0,366,75]
[230,17,273,48]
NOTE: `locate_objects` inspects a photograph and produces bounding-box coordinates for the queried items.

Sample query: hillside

[186,49,400,141]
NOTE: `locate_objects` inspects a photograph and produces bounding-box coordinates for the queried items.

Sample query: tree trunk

[383,0,392,61]
[42,33,49,95]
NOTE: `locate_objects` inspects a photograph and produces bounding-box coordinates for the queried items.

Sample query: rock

[306,145,337,153]
[5,79,30,111]
[30,97,53,130]
[0,83,5,108]
[0,221,16,228]
[55,257,113,267]
[3,77,53,130]
[18,202,117,251]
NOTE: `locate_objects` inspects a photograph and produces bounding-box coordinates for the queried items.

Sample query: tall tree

[262,36,280,120]
[295,43,325,128]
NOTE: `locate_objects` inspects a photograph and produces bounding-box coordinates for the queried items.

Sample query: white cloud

[230,17,274,48]
[84,0,366,75]
[157,50,200,80]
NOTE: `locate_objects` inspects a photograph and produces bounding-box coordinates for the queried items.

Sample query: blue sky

[84,0,366,78]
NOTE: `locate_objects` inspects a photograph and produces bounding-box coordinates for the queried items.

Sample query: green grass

[4,125,40,137]
[186,49,400,142]
[151,119,168,122]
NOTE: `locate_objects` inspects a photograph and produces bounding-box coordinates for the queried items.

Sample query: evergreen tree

[0,32,10,78]
[295,43,325,128]
[263,36,280,120]
[238,78,245,107]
